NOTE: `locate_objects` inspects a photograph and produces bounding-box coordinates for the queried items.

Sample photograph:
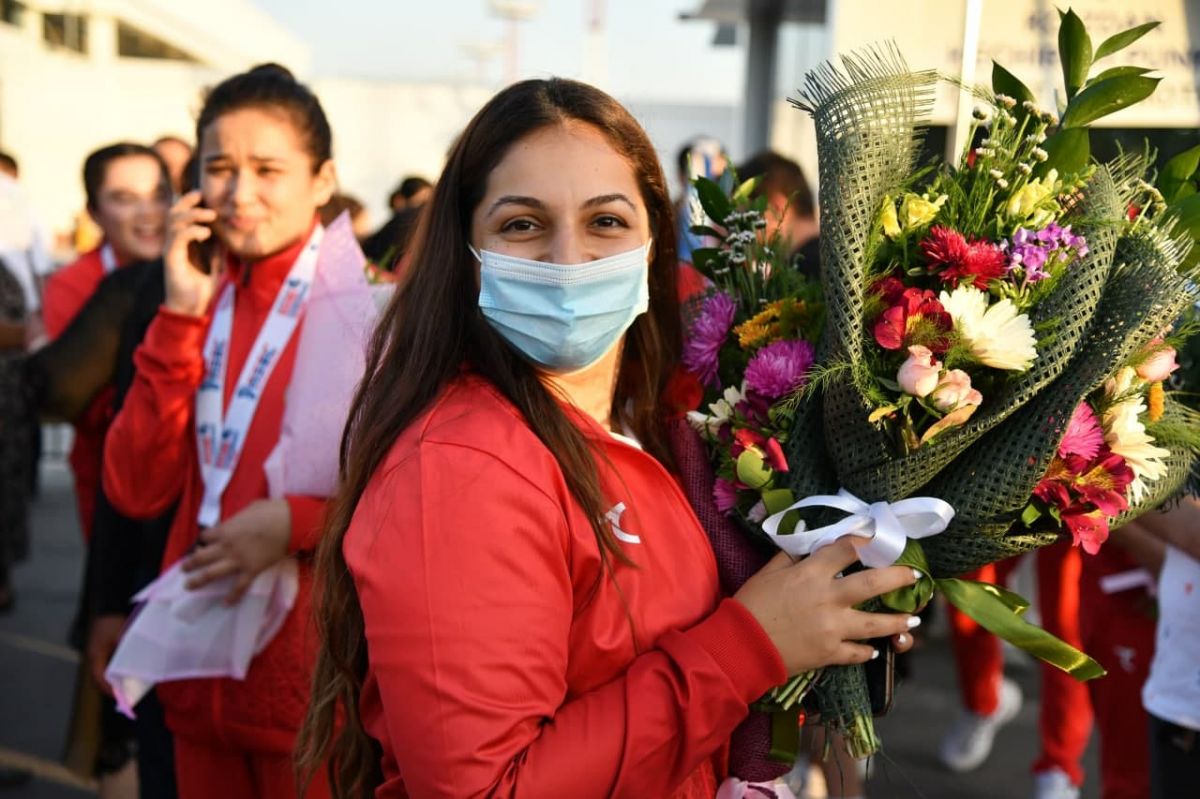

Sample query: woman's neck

[540,339,623,431]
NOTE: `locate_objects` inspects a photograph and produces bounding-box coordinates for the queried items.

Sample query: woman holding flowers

[297,78,921,798]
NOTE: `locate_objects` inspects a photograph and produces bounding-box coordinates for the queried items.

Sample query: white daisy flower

[939,286,1038,371]
[1103,367,1171,503]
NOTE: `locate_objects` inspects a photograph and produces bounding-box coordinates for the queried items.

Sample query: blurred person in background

[319,192,370,238]
[737,150,820,279]
[42,143,171,541]
[673,136,726,264]
[153,136,194,197]
[362,176,432,267]
[0,253,32,615]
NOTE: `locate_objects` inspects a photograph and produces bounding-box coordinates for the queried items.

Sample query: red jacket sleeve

[346,441,786,798]
[103,308,208,518]
[43,263,95,340]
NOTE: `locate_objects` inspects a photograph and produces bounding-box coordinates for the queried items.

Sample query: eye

[257,166,280,177]
[500,217,541,233]
[592,214,628,229]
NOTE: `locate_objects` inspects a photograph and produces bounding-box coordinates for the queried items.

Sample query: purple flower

[683,292,737,388]
[1005,224,1088,284]
[713,477,739,513]
[744,339,816,401]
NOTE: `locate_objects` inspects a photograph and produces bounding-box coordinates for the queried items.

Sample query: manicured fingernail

[870,648,880,660]
[906,615,922,629]
[911,568,922,581]
[897,633,910,647]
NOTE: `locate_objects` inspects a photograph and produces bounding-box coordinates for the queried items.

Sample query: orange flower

[1148,381,1165,423]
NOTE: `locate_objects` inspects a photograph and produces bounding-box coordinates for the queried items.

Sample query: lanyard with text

[195,226,324,528]
[100,243,117,275]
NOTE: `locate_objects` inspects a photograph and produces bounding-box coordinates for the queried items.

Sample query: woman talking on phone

[298,78,919,798]
[103,64,337,798]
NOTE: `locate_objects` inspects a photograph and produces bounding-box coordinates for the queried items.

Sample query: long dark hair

[296,78,681,797]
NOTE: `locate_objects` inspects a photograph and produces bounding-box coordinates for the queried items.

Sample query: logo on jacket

[200,341,226,392]
[605,503,640,545]
[214,428,239,470]
[277,277,310,318]
[235,345,278,400]
[197,422,216,466]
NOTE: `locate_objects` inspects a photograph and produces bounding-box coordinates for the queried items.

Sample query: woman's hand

[164,191,222,317]
[183,499,291,603]
[734,537,921,675]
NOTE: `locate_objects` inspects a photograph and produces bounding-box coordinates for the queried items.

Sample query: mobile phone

[864,636,895,716]
[186,158,216,273]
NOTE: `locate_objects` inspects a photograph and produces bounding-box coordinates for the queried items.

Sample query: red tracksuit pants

[948,541,1093,785]
[1078,548,1156,799]
[174,735,331,799]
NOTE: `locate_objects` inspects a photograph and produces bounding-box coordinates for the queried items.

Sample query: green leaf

[1085,65,1152,88]
[689,224,725,239]
[1158,143,1200,204]
[1165,193,1200,269]
[761,488,795,516]
[1058,8,1093,100]
[1038,127,1090,177]
[1021,502,1044,527]
[1093,20,1160,61]
[991,61,1036,104]
[693,176,733,225]
[1060,75,1161,128]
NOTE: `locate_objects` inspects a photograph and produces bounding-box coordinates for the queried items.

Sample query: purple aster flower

[683,292,737,388]
[713,477,739,514]
[744,339,816,401]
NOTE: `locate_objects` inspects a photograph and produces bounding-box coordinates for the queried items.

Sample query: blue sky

[252,0,745,103]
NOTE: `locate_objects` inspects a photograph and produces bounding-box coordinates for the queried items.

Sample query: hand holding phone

[164,190,222,317]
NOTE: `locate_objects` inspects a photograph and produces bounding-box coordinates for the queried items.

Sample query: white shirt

[0,174,53,312]
[1143,545,1200,731]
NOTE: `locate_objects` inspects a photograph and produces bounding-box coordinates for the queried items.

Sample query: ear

[312,159,337,208]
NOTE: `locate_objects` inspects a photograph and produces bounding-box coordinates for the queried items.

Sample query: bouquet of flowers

[681,172,824,528]
[677,8,1200,779]
[787,10,1200,757]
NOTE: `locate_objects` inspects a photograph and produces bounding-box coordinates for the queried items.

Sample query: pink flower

[713,477,739,513]
[929,369,983,412]
[1136,339,1180,383]
[897,345,942,398]
[1058,403,1104,461]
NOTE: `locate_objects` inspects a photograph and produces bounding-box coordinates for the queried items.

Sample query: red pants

[174,735,331,799]
[948,541,1093,785]
[1079,548,1156,799]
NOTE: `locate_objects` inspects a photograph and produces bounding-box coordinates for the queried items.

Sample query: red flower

[873,287,953,352]
[921,226,1007,290]
[732,428,789,472]
[966,148,979,169]
[873,276,907,305]
[1073,452,1134,517]
[1062,509,1110,555]
[663,366,704,418]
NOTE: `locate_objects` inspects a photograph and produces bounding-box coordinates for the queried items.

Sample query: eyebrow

[203,153,285,165]
[486,192,638,217]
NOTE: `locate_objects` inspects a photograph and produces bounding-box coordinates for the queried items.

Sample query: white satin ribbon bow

[761,488,955,568]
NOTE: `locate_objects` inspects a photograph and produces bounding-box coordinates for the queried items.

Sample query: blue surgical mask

[473,241,652,373]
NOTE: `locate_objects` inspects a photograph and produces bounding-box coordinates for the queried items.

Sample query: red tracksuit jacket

[44,245,119,538]
[344,373,787,797]
[103,233,326,753]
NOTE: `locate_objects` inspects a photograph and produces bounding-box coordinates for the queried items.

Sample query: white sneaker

[938,678,1023,772]
[1033,767,1080,799]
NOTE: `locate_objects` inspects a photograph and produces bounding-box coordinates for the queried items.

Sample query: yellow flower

[1148,381,1165,423]
[880,195,901,239]
[899,192,948,232]
[735,320,773,348]
[1005,169,1059,220]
